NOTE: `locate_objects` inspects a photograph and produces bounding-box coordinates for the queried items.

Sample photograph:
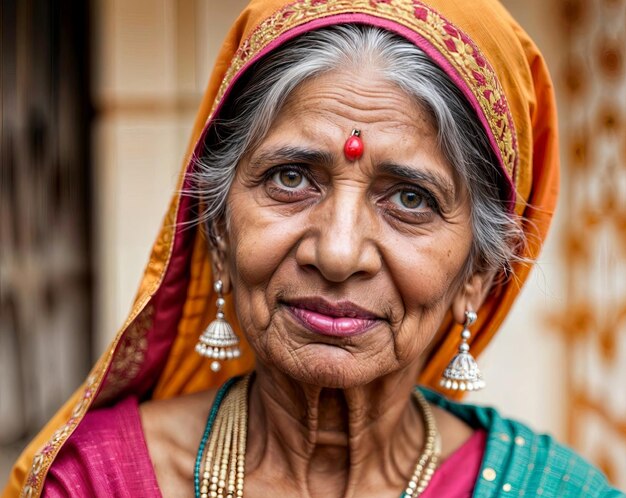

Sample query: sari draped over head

[5,0,560,496]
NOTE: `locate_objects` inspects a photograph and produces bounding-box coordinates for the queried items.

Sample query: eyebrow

[251,146,335,168]
[378,162,456,203]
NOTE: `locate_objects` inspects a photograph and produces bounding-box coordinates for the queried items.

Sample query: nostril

[300,263,319,273]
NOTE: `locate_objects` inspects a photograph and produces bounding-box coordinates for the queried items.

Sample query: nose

[295,189,382,282]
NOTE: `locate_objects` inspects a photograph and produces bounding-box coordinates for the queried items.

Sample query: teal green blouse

[421,387,625,497]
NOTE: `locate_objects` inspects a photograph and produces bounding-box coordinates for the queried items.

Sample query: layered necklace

[194,375,441,498]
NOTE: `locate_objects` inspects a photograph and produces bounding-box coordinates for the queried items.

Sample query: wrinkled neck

[245,363,426,498]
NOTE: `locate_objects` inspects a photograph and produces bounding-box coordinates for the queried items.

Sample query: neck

[245,363,426,498]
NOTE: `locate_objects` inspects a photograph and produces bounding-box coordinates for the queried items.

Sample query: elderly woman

[4,0,623,497]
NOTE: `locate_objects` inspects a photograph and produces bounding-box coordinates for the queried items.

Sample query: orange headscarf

[4,0,558,496]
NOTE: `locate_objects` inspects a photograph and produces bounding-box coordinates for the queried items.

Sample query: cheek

[393,246,463,307]
[383,227,471,354]
[387,222,470,302]
[226,199,302,330]
[228,205,297,287]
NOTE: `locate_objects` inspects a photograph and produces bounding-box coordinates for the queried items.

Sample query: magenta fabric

[422,429,487,498]
[42,396,485,497]
[42,397,161,497]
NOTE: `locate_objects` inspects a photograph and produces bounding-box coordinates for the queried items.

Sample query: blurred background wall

[1,0,92,481]
[1,0,625,489]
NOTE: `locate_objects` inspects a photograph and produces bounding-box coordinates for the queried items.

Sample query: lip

[283,297,382,337]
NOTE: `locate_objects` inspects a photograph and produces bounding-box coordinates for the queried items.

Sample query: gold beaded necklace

[197,375,441,498]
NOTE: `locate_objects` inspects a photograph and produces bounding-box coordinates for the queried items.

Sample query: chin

[268,343,391,389]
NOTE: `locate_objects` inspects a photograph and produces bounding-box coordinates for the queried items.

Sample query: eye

[272,168,311,190]
[390,189,429,210]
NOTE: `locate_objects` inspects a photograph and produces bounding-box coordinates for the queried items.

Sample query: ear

[450,270,496,324]
[208,220,232,294]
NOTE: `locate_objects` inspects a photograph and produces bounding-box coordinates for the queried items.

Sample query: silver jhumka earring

[439,310,485,392]
[195,279,241,371]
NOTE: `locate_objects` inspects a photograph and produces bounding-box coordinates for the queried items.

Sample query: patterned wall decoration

[557,0,626,487]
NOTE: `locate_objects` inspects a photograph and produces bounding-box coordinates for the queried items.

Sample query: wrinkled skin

[142,68,494,498]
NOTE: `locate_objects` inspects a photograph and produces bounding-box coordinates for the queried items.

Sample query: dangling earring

[195,279,241,372]
[439,310,485,392]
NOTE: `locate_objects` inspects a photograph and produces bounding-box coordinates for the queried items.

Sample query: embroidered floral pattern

[21,374,98,498]
[208,0,518,182]
[95,304,154,404]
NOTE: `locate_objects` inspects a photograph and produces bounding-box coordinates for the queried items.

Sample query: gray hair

[191,25,526,281]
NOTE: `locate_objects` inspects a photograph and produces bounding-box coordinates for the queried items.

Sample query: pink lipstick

[284,298,381,337]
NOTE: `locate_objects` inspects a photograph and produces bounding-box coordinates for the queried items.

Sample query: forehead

[274,68,437,140]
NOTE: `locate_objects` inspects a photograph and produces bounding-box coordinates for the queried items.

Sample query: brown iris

[399,190,424,209]
[279,169,303,188]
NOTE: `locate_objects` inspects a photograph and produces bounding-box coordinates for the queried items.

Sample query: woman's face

[223,68,474,388]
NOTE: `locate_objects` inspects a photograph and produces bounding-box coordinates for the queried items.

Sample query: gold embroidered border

[21,372,99,498]
[20,306,153,497]
[95,304,154,405]
[208,0,518,182]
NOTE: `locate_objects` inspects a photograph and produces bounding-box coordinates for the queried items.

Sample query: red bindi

[344,129,364,161]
